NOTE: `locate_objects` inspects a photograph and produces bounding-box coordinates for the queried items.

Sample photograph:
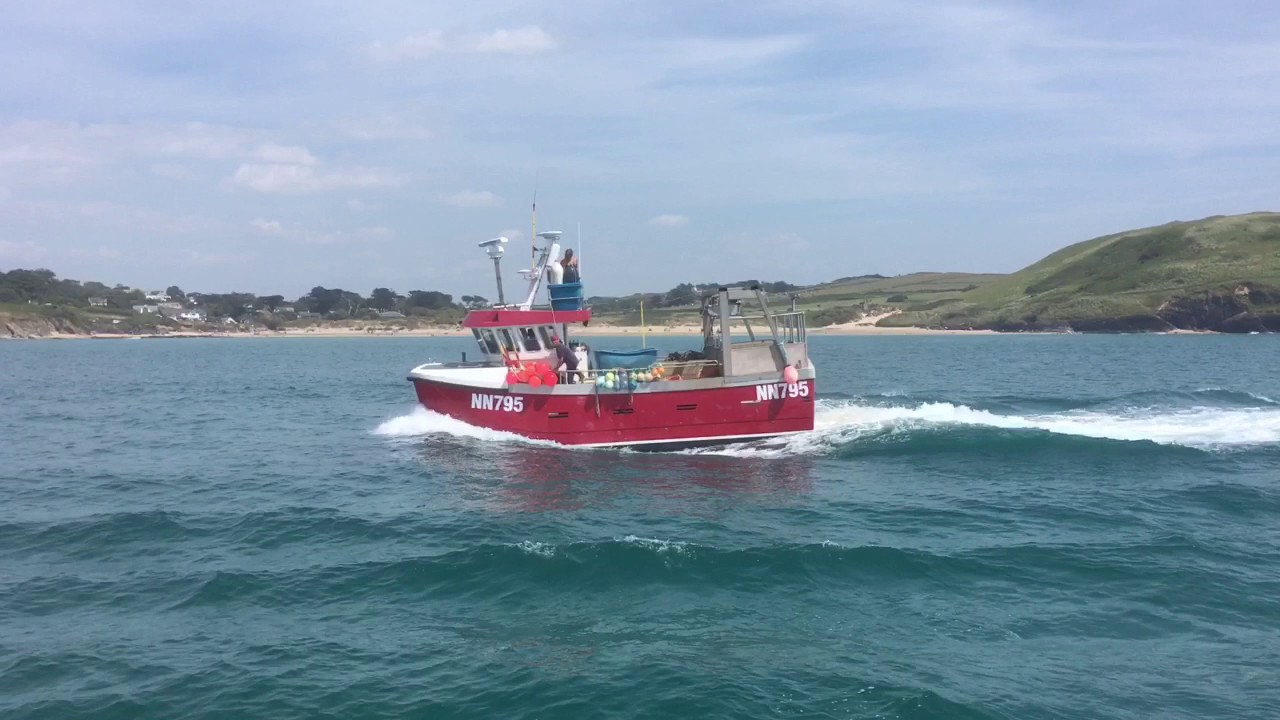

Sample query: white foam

[373,406,558,446]
[689,399,1280,457]
[618,535,691,555]
[512,540,556,558]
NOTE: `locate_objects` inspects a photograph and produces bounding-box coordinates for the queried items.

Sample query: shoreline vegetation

[5,211,1280,340]
[8,312,1220,341]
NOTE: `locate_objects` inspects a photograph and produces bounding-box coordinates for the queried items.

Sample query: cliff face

[1153,288,1276,333]
[1,313,89,338]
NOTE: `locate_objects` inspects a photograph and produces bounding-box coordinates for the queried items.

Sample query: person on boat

[550,335,579,383]
[560,249,580,284]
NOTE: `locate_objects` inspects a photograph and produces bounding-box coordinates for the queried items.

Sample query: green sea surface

[2,335,1278,719]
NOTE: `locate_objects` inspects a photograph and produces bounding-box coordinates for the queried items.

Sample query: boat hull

[411,377,815,449]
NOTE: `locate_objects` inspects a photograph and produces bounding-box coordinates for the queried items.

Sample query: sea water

[2,335,1278,719]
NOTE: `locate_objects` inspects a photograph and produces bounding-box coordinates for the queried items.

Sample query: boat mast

[478,236,508,306]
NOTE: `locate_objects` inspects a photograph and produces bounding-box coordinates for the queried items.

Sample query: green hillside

[882,212,1280,332]
[589,272,1003,327]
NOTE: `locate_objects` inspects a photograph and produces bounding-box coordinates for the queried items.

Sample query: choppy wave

[14,533,1270,620]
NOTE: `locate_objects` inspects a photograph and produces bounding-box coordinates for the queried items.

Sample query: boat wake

[373,406,562,447]
[686,399,1280,458]
[375,396,1280,458]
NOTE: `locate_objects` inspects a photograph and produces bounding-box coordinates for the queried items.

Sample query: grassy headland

[881,212,1280,332]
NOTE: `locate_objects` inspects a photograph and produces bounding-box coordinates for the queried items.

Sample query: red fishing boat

[406,230,815,450]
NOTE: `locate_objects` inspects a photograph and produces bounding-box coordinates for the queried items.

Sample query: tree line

[0,268,485,321]
[587,279,798,313]
[4,267,799,321]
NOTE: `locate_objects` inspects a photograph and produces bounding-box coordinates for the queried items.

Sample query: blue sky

[1,0,1277,299]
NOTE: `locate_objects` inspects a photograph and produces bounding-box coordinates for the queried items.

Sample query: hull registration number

[756,382,809,402]
[471,393,524,412]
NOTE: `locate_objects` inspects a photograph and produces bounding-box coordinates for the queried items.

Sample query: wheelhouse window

[538,326,555,348]
[479,329,501,354]
[471,329,489,356]
[519,327,541,351]
[497,329,517,353]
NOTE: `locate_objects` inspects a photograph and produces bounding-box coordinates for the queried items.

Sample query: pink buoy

[783,365,799,384]
[528,374,543,387]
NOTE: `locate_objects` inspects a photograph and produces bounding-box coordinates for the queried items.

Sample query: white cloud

[470,26,557,54]
[186,249,256,266]
[67,245,121,260]
[442,190,503,208]
[150,163,197,180]
[341,116,432,141]
[73,201,213,234]
[297,225,395,246]
[369,25,556,61]
[649,214,689,228]
[249,144,318,165]
[231,163,406,194]
[660,34,809,74]
[0,239,45,262]
[251,218,284,235]
[157,122,263,160]
[245,219,394,246]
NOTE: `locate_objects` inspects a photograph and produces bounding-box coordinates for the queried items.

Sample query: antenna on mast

[478,236,508,306]
[531,172,539,267]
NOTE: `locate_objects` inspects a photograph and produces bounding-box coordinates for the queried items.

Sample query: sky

[1,0,1277,300]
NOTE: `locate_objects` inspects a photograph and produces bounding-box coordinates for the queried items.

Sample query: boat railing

[568,358,722,383]
[774,310,806,344]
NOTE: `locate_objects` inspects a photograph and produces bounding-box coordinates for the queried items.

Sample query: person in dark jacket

[560,249,580,284]
[550,335,579,383]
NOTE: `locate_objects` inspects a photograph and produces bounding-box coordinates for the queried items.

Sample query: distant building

[178,311,205,322]
[88,297,108,307]
[157,302,186,318]
[144,290,169,302]
[132,305,160,314]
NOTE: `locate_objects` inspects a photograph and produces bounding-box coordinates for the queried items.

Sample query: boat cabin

[462,308,592,370]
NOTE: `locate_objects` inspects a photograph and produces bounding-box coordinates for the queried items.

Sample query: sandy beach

[24,312,1014,340]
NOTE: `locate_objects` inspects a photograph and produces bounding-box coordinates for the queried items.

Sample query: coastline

[12,325,973,340]
[2,309,1228,341]
[8,323,1225,341]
